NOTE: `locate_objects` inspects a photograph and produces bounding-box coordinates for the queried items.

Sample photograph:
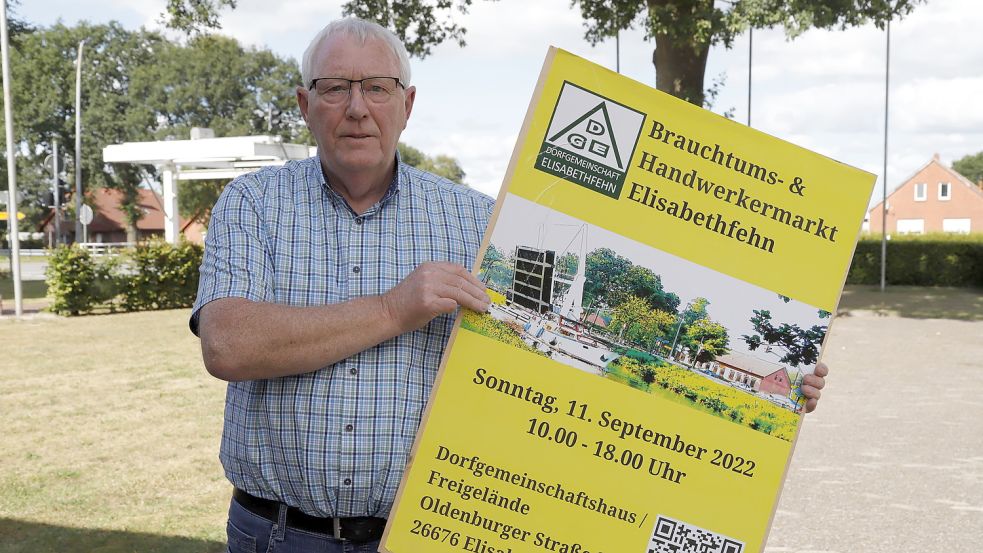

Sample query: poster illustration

[382,48,875,553]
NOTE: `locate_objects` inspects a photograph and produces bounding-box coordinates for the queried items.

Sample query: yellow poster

[382,48,874,553]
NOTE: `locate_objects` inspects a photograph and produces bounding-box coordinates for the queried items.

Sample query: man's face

[297,33,415,184]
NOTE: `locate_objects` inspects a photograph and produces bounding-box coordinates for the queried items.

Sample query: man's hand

[381,262,490,333]
[801,361,828,413]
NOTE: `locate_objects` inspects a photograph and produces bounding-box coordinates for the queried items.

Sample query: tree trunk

[653,32,710,107]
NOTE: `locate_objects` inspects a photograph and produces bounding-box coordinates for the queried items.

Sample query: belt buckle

[333,517,343,540]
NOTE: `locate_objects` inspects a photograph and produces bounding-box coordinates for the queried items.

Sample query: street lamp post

[1,0,22,315]
[75,39,85,243]
[668,301,695,362]
[44,140,62,245]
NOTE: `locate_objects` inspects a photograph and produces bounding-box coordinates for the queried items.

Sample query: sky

[19,0,983,207]
[486,193,825,371]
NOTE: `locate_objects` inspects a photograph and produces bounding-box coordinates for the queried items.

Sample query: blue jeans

[226,497,382,553]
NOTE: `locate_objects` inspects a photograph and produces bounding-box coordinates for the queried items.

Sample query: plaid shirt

[191,156,493,517]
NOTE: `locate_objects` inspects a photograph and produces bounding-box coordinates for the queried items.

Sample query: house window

[943,218,971,234]
[896,219,924,234]
[939,182,951,201]
[914,183,927,201]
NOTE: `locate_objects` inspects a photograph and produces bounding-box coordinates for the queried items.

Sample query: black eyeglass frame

[307,76,406,94]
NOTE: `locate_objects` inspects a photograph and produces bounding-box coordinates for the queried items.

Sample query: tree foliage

[342,0,480,57]
[397,142,467,183]
[610,296,676,349]
[479,242,513,289]
[953,151,983,186]
[681,316,729,363]
[1,22,303,231]
[742,308,828,367]
[161,0,238,36]
[342,0,924,107]
[584,248,679,312]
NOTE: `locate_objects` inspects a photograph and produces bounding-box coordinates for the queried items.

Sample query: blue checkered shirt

[191,155,493,517]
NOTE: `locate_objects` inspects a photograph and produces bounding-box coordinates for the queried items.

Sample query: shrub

[750,415,776,434]
[45,245,119,315]
[701,395,727,413]
[638,366,657,386]
[121,240,203,311]
[848,234,983,287]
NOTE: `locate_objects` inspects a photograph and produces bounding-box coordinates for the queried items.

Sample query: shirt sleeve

[189,176,275,336]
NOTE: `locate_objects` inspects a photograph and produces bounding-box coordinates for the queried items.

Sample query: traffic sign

[0,211,26,221]
[79,204,94,225]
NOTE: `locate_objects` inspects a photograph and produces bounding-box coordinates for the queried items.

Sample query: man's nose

[345,83,370,118]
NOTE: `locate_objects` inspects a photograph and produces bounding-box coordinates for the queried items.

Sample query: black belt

[232,488,387,543]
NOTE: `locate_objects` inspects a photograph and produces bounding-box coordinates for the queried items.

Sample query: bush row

[45,240,203,315]
[610,357,799,441]
[847,234,983,287]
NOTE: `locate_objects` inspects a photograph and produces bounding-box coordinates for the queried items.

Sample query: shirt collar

[314,153,403,214]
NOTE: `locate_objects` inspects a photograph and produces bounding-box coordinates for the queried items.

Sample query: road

[765,302,983,552]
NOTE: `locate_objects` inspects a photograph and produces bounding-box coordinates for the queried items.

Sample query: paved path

[765,306,983,552]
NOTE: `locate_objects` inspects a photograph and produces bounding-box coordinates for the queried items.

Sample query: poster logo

[536,81,646,199]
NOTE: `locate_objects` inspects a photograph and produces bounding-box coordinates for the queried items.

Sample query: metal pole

[747,28,752,126]
[880,19,890,292]
[616,30,620,74]
[1,1,22,316]
[53,139,61,244]
[75,39,85,243]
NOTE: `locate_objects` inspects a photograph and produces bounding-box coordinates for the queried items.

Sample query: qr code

[648,515,744,553]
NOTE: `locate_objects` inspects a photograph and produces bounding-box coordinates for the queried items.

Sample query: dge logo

[536,81,646,199]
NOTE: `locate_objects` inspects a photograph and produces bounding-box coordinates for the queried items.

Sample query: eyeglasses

[308,77,405,104]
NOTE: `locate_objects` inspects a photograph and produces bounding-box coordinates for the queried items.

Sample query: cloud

[894,77,983,133]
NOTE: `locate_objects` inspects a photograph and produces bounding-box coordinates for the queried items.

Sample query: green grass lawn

[0,310,228,552]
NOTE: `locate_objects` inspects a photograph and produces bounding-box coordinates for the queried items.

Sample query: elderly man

[192,16,827,553]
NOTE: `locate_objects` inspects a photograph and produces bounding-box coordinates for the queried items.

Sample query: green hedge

[122,240,203,311]
[847,234,983,287]
[45,240,203,316]
[45,246,119,315]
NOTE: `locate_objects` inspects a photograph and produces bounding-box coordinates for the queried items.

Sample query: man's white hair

[301,18,412,87]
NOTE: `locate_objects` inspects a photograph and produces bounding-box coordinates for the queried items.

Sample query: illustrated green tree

[583,248,679,313]
[610,295,676,349]
[640,308,677,352]
[610,295,651,344]
[742,308,829,367]
[665,296,708,357]
[339,0,924,106]
[479,243,513,289]
[555,252,579,277]
[953,151,983,186]
[681,316,729,364]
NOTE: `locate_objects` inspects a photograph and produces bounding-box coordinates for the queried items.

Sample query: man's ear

[297,86,310,125]
[403,85,416,124]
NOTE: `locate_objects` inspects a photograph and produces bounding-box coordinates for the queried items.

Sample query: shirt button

[343,478,352,486]
[345,424,354,432]
[354,217,364,225]
[349,368,358,376]
[352,266,361,274]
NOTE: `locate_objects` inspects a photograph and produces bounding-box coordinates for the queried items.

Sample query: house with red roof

[710,351,793,397]
[867,154,983,234]
[40,187,204,246]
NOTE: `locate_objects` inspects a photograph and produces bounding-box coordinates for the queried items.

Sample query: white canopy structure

[103,132,313,243]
